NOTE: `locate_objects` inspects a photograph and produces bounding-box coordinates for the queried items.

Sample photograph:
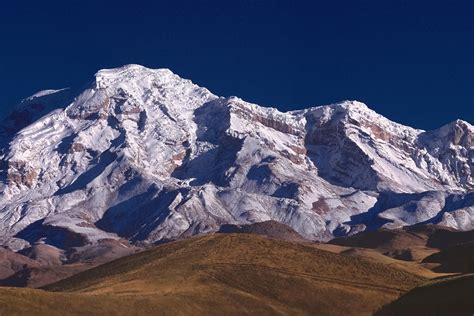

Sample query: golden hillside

[0,233,426,315]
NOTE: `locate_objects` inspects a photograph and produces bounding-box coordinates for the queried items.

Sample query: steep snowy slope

[0,64,472,252]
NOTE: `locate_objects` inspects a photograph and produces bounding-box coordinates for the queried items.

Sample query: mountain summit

[0,65,472,251]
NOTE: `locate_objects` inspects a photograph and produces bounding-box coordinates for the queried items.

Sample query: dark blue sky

[0,0,472,130]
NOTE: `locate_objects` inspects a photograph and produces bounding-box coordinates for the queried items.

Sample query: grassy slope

[376,274,474,315]
[0,234,426,316]
[313,243,453,279]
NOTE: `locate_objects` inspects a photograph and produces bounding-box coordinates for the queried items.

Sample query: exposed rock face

[0,64,471,253]
[6,161,38,188]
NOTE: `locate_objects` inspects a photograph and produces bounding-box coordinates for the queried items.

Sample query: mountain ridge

[0,65,471,254]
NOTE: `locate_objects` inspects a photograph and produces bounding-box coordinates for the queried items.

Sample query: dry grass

[313,243,453,279]
[0,234,428,315]
[376,273,474,315]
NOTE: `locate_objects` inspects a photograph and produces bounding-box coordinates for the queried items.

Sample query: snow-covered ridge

[0,65,471,252]
[25,88,70,101]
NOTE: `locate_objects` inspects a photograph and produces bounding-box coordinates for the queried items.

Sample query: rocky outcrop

[6,161,38,188]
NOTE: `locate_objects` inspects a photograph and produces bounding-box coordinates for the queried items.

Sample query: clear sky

[0,0,472,130]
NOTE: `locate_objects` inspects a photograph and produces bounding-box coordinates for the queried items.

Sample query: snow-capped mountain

[0,64,472,251]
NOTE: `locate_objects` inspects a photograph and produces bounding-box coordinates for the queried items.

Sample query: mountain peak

[336,100,369,110]
[94,65,181,90]
[429,118,473,136]
[451,119,473,130]
[72,65,218,116]
[95,64,173,79]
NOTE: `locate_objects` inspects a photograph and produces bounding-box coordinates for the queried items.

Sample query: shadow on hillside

[171,99,243,186]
